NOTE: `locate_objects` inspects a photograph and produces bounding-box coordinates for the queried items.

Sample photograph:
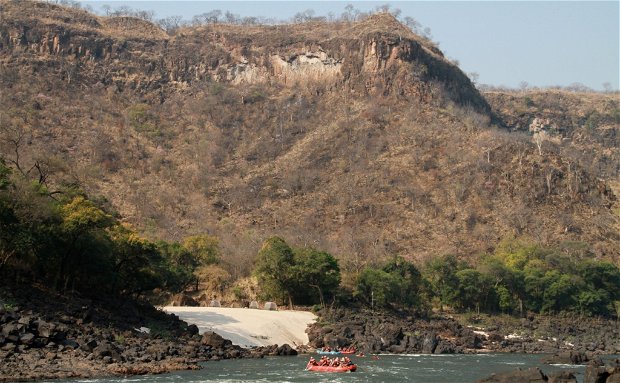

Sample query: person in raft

[309,356,353,367]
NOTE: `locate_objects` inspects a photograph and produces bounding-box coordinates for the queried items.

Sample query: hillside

[0,0,617,280]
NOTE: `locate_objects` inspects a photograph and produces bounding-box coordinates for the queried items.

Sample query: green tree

[253,236,296,308]
[577,289,610,316]
[382,256,424,308]
[356,256,423,309]
[156,241,195,292]
[356,267,401,308]
[109,225,165,295]
[183,234,221,290]
[454,268,494,313]
[541,271,580,313]
[423,254,459,311]
[578,261,620,301]
[55,196,114,291]
[291,247,340,307]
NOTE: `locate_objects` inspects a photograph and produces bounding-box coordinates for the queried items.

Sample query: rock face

[0,2,489,113]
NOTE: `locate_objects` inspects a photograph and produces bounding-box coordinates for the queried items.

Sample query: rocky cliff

[0,0,617,268]
[0,2,488,111]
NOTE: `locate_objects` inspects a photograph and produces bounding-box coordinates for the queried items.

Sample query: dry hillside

[0,1,617,277]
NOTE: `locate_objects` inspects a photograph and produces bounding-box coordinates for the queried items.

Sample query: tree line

[0,158,221,298]
[1,156,618,317]
[253,236,620,318]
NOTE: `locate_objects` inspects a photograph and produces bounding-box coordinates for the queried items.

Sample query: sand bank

[163,306,317,348]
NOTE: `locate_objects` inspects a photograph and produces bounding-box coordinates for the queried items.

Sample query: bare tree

[157,15,184,34]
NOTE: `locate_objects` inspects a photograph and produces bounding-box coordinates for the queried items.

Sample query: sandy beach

[163,306,317,348]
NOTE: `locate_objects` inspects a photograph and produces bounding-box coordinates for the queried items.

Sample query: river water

[42,353,605,383]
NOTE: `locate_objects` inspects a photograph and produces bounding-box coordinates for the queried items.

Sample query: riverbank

[306,307,620,357]
[2,285,619,382]
[0,285,298,382]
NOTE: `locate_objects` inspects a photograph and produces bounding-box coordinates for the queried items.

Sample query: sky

[81,1,620,91]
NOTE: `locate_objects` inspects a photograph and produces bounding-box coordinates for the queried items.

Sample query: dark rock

[201,331,232,348]
[435,340,456,354]
[17,315,32,325]
[543,351,589,365]
[389,344,406,353]
[6,334,19,343]
[488,333,504,342]
[547,371,577,383]
[146,343,170,361]
[93,341,121,361]
[52,330,67,342]
[187,324,199,335]
[78,338,97,352]
[423,333,438,354]
[61,339,79,349]
[275,344,298,356]
[2,322,21,336]
[476,367,548,382]
[19,332,35,345]
[59,315,74,324]
[35,319,53,338]
[584,362,608,383]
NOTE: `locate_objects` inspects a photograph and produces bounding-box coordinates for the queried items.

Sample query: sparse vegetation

[0,1,617,318]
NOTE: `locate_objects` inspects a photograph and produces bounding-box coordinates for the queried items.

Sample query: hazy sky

[81,1,619,90]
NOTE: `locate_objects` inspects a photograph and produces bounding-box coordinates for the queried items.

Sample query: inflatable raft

[306,364,357,372]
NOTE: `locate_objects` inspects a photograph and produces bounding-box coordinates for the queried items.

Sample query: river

[41,353,604,383]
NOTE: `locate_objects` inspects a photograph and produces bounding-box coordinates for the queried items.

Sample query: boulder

[543,351,589,365]
[422,332,438,354]
[264,302,277,311]
[585,359,620,383]
[2,322,21,337]
[389,344,406,353]
[19,333,35,345]
[209,300,221,308]
[201,331,232,348]
[61,339,79,349]
[77,338,98,352]
[170,293,199,307]
[35,320,53,338]
[476,367,548,382]
[249,301,259,309]
[547,371,577,383]
[187,324,199,336]
[92,341,121,361]
[275,344,298,356]
[435,340,456,354]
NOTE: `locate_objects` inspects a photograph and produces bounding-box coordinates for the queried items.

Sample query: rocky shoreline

[305,307,620,356]
[0,286,298,382]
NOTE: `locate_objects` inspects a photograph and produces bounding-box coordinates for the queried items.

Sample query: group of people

[318,345,356,353]
[339,346,356,353]
[308,355,354,367]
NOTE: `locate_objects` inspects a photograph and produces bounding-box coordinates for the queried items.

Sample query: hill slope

[0,1,617,275]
